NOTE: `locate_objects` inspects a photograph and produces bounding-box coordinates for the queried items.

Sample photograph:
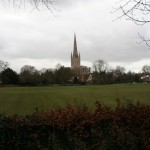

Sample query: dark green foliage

[0,102,149,149]
[92,68,142,85]
[18,66,73,86]
[54,66,72,84]
[40,69,55,85]
[1,68,19,85]
[93,71,114,84]
[19,65,40,86]
[73,76,79,84]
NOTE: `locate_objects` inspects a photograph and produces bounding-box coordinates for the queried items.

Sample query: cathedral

[71,34,92,83]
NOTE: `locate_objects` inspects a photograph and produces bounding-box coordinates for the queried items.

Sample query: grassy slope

[0,83,150,115]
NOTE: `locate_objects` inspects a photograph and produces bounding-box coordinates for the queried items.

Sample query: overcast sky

[0,0,150,73]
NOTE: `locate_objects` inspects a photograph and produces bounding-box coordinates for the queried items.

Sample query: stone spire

[73,33,79,57]
[71,33,80,69]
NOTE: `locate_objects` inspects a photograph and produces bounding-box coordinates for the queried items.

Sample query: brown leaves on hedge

[0,101,150,149]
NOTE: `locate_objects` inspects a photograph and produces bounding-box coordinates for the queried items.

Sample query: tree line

[0,61,73,86]
[0,59,150,86]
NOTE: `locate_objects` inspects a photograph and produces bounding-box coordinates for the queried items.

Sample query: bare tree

[113,65,126,77]
[20,65,38,75]
[114,0,150,47]
[115,0,150,24]
[138,33,150,47]
[0,0,56,11]
[142,65,150,74]
[93,59,109,73]
[0,60,9,73]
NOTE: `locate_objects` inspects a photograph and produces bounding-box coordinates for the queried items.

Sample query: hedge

[0,101,150,150]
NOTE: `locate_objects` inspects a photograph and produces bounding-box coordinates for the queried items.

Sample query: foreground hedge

[0,101,150,150]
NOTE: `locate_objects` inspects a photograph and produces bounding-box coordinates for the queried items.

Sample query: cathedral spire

[73,33,78,57]
[71,33,80,69]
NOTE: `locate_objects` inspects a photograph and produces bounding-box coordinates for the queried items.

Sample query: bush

[0,102,149,149]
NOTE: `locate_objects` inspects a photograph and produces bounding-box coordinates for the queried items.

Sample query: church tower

[71,34,80,69]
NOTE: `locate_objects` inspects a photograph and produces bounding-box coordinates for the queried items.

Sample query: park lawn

[0,83,150,115]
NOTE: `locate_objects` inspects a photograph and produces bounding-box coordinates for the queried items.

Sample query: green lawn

[0,83,150,115]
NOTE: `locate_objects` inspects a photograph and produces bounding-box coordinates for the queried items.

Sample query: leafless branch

[114,0,150,25]
[0,0,56,11]
[114,0,150,48]
[137,33,150,48]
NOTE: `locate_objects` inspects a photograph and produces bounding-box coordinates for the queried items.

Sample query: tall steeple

[73,33,79,58]
[71,33,80,69]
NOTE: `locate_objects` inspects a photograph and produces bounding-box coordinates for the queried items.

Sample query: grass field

[0,83,150,115]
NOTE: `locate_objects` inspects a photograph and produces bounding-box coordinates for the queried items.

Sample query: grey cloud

[56,0,90,7]
[0,0,149,72]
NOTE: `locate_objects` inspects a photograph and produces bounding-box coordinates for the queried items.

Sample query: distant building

[141,75,150,82]
[71,34,92,83]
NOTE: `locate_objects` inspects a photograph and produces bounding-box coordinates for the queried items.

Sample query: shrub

[0,102,149,149]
